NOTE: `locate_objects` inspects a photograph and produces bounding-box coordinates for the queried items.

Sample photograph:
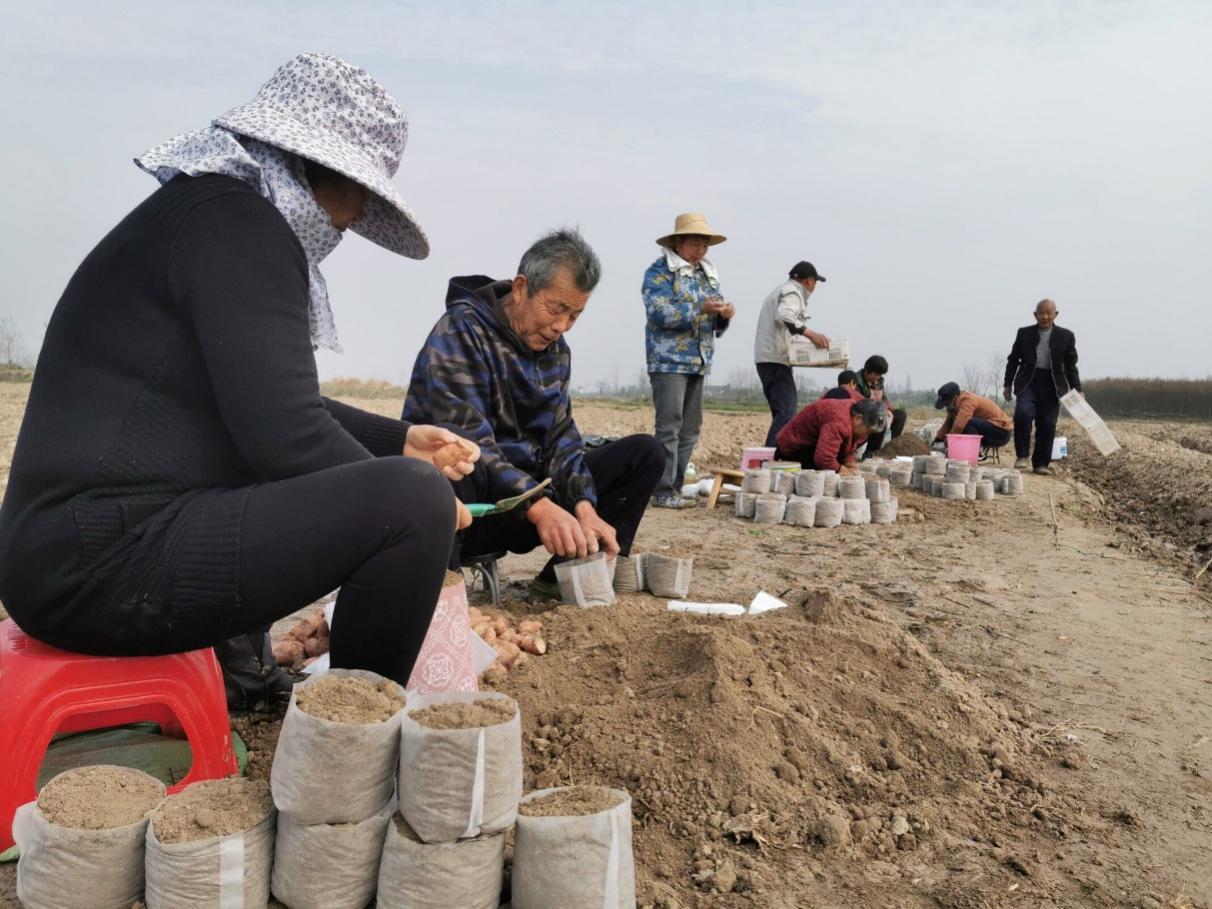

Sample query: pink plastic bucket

[946,434,982,465]
[741,446,777,470]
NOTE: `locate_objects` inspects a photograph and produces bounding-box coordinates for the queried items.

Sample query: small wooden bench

[705,468,746,509]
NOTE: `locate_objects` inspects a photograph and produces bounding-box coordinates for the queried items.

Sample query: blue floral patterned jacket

[642,255,730,376]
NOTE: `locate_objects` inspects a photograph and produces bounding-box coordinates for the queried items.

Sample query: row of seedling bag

[736,466,899,526]
[550,549,694,605]
[14,669,634,909]
[904,454,1024,500]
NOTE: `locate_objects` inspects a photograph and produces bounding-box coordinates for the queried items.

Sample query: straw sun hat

[655,212,727,249]
[213,52,428,259]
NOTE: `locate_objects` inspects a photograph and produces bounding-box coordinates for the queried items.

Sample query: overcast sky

[2,1,1209,393]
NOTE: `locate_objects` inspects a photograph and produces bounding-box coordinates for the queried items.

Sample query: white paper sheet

[667,601,745,616]
[748,591,789,615]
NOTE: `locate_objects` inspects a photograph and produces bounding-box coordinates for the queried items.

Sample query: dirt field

[1,385,1209,908]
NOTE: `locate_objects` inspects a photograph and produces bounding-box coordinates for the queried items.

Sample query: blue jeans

[650,372,704,498]
[756,362,798,448]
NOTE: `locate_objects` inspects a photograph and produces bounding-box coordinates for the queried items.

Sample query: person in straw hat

[0,53,478,705]
[643,213,735,509]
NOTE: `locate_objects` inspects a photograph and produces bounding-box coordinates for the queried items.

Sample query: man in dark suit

[1003,299,1081,475]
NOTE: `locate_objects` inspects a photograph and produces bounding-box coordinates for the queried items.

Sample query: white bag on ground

[819,470,840,496]
[837,476,866,499]
[784,495,817,526]
[795,470,825,497]
[740,468,770,493]
[376,813,504,909]
[734,492,758,518]
[271,806,391,909]
[554,552,616,607]
[398,691,523,843]
[271,668,404,824]
[512,787,636,909]
[145,810,275,909]
[814,497,844,528]
[645,553,693,598]
[752,493,786,524]
[612,554,646,593]
[13,774,163,909]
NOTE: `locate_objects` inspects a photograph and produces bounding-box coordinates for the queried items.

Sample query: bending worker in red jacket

[775,398,887,475]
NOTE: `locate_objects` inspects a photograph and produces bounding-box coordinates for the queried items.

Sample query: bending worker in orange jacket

[932,382,1013,453]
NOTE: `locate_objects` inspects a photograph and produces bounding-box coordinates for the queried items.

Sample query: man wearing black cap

[753,261,830,447]
[931,382,1013,452]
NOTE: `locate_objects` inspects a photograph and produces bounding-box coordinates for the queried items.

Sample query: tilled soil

[1066,417,1212,572]
[1,388,1209,908]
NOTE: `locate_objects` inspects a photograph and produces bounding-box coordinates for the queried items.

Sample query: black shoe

[216,631,294,712]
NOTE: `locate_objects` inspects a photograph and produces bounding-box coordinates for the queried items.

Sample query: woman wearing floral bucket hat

[642,213,735,508]
[0,53,478,704]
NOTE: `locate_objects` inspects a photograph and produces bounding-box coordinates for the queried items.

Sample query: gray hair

[517,228,602,295]
[851,398,888,431]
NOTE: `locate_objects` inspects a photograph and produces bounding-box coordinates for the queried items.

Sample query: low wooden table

[705,468,746,509]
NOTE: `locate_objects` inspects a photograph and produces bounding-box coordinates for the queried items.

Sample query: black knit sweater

[0,174,410,638]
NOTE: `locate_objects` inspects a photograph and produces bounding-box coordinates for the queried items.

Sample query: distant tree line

[1083,377,1212,420]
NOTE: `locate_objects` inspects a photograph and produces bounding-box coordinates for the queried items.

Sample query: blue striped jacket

[403,276,596,507]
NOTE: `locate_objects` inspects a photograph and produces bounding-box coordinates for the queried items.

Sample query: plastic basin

[946,433,982,464]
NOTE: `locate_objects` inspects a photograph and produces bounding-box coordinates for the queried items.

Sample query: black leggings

[238,457,456,684]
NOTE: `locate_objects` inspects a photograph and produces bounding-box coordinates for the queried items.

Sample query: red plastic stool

[0,618,238,851]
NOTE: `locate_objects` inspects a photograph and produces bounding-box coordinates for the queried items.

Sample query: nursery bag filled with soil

[554,551,617,607]
[271,669,405,824]
[511,786,635,909]
[645,552,694,598]
[376,813,505,909]
[270,804,391,909]
[144,777,275,909]
[398,691,523,843]
[14,766,165,909]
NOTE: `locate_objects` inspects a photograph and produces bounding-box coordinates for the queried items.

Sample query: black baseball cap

[789,261,826,282]
[934,381,961,409]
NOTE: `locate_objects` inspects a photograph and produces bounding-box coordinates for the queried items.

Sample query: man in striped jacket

[405,229,664,598]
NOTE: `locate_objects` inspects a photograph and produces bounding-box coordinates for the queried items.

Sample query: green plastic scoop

[465,478,552,518]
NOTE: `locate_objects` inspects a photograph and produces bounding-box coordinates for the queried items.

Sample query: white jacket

[753,279,811,365]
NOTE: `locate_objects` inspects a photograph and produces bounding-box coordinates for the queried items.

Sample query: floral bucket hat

[213,52,428,259]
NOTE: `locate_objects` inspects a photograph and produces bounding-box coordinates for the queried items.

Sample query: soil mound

[871,433,930,458]
[495,592,1055,905]
[38,766,164,830]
